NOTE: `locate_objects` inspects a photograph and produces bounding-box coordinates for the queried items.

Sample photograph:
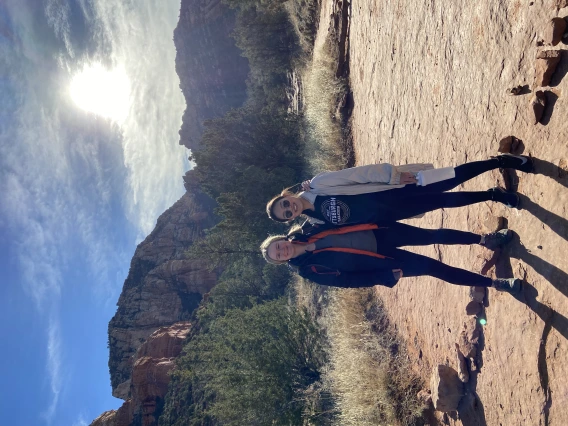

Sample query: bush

[160,299,328,425]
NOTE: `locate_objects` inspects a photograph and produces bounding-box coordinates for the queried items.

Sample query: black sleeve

[300,267,399,288]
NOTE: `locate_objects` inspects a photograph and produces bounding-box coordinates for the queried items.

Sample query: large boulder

[430,365,464,412]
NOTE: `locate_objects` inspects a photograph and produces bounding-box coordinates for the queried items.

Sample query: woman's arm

[301,267,400,288]
[310,163,399,188]
[308,163,433,190]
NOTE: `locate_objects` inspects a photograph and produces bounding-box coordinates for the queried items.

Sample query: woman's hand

[392,269,403,280]
[301,180,312,191]
[399,172,418,184]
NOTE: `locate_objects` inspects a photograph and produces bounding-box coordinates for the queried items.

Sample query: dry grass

[291,280,426,425]
[285,0,351,173]
[323,289,426,426]
[291,275,330,320]
[301,37,351,172]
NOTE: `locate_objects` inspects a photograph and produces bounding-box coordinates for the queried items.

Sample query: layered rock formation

[174,0,249,151]
[107,190,217,402]
[93,3,253,424]
[92,323,192,426]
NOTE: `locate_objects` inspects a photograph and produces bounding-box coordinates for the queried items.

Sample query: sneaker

[487,187,520,208]
[492,278,522,294]
[495,153,534,173]
[482,229,513,250]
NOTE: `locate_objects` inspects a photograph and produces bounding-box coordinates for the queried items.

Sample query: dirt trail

[347,1,568,425]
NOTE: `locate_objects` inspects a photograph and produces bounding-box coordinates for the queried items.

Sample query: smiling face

[272,195,302,221]
[266,239,296,262]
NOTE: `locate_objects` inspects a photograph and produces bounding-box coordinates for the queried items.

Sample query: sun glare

[70,63,131,122]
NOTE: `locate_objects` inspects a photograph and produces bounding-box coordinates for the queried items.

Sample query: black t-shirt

[308,193,385,225]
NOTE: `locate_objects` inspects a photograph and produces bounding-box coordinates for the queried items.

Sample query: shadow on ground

[540,91,559,126]
[519,194,568,243]
[533,158,568,190]
[494,233,568,341]
[490,237,567,425]
[490,236,568,425]
[455,375,487,426]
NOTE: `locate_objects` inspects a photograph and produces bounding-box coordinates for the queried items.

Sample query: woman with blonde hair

[266,154,533,225]
[260,221,521,293]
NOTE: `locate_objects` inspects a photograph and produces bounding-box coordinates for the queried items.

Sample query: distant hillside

[174,0,249,152]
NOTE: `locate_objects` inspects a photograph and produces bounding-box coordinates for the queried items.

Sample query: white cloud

[42,317,63,423]
[87,0,189,236]
[45,0,75,58]
[1,0,189,421]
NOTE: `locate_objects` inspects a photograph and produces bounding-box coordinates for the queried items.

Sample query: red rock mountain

[92,323,193,426]
[107,191,218,402]
[92,0,250,424]
[174,0,249,152]
[92,190,218,426]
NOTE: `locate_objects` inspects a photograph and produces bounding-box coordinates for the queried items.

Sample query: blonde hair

[260,235,288,265]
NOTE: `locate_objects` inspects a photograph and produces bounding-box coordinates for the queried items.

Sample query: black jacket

[287,224,400,288]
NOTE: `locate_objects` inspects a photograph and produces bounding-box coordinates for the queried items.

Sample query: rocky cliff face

[93,2,251,424]
[92,322,193,426]
[174,0,249,151]
[107,191,218,401]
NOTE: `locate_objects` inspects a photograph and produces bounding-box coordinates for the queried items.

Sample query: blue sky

[0,0,188,424]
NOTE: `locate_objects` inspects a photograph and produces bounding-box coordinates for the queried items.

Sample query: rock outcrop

[108,191,218,401]
[92,323,192,426]
[174,0,249,152]
[430,365,464,412]
[542,18,567,46]
[534,50,561,87]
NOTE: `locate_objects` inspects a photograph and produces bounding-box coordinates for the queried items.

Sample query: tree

[161,299,327,426]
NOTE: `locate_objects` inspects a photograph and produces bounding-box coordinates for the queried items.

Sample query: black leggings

[374,223,492,287]
[376,159,500,220]
[394,249,492,287]
[374,222,480,247]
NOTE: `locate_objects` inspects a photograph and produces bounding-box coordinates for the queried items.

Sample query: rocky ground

[335,0,568,424]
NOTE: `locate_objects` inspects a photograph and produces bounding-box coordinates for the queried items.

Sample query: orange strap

[306,223,380,243]
[312,247,393,259]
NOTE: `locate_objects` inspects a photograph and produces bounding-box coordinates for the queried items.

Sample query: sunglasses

[282,200,293,219]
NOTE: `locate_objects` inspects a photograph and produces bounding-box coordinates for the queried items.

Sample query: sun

[70,63,131,123]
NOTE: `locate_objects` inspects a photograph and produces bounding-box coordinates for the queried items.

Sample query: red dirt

[346,1,568,424]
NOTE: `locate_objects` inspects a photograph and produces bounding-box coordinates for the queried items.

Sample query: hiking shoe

[494,153,534,173]
[482,229,513,250]
[488,187,520,208]
[492,278,522,294]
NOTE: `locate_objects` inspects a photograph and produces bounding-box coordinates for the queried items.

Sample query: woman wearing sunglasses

[266,154,533,225]
[260,221,521,293]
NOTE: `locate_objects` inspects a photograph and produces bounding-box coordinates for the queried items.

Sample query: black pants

[374,223,492,287]
[376,159,499,221]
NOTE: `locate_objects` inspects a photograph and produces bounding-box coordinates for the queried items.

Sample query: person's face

[273,196,302,221]
[267,240,296,262]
